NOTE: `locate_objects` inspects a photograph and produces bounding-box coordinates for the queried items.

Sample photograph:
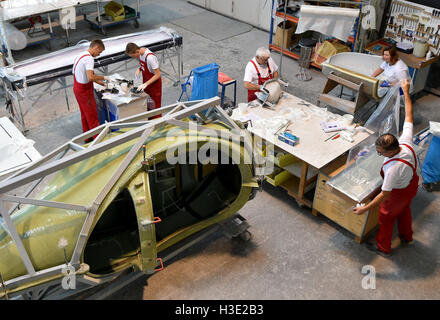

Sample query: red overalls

[247,60,273,102]
[73,53,99,134]
[376,143,419,253]
[140,52,162,119]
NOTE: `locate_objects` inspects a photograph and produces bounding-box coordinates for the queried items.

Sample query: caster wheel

[296,201,304,208]
[239,231,252,242]
[101,28,107,36]
[134,19,140,28]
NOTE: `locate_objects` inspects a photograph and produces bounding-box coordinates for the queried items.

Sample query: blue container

[190,63,219,101]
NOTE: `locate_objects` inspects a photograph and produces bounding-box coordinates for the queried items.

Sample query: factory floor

[2,0,440,300]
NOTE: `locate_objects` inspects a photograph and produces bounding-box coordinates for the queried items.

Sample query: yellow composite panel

[0,120,255,284]
[321,63,380,101]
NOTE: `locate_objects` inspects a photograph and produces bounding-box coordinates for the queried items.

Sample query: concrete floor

[2,0,440,299]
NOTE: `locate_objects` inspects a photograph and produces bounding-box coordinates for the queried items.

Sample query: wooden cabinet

[312,156,380,243]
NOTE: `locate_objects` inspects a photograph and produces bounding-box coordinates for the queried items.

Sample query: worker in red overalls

[125,42,162,119]
[72,39,110,137]
[244,47,279,102]
[353,79,418,257]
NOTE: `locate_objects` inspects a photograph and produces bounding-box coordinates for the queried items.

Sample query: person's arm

[87,70,108,86]
[273,71,279,79]
[372,67,384,78]
[353,190,391,215]
[401,79,413,124]
[138,68,161,90]
[244,81,260,91]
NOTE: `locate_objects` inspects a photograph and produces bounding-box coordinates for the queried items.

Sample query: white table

[234,92,372,208]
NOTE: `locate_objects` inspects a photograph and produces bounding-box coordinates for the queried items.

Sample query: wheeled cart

[83,0,141,36]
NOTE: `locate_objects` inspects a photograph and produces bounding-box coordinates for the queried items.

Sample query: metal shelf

[269,0,360,67]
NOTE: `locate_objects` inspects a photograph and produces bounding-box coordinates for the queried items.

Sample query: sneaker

[364,241,392,257]
[422,183,434,192]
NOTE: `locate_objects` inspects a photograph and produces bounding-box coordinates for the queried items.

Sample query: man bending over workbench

[353,79,418,257]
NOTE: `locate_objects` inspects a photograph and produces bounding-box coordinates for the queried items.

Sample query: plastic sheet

[347,86,401,165]
[4,21,27,51]
[326,87,401,202]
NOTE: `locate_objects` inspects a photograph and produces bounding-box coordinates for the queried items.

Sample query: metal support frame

[1,42,183,133]
[0,96,254,299]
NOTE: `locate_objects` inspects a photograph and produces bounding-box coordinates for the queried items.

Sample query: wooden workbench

[240,93,373,208]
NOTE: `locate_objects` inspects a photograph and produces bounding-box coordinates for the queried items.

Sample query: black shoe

[364,241,392,257]
[399,236,414,245]
[422,183,434,192]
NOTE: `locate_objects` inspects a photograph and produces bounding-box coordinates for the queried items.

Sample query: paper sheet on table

[101,93,136,105]
[295,5,359,42]
[232,110,262,123]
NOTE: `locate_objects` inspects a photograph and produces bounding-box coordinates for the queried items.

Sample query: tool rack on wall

[384,0,440,55]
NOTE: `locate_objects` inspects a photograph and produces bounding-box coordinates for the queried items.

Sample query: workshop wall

[188,0,273,31]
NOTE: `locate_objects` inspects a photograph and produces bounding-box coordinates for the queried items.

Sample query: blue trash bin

[190,63,219,101]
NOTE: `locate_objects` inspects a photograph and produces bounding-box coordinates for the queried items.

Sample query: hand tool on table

[324,132,338,142]
[274,120,291,136]
[298,100,311,107]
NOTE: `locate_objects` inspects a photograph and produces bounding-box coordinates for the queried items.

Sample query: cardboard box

[274,21,296,49]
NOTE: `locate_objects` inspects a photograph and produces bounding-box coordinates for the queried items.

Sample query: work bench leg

[298,162,309,202]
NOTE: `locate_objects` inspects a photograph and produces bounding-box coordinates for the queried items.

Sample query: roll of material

[300,5,359,18]
[4,21,27,51]
[295,5,360,42]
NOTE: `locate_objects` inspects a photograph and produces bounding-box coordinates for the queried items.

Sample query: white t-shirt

[243,57,278,85]
[381,122,418,191]
[140,48,160,73]
[72,51,94,84]
[380,59,410,85]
